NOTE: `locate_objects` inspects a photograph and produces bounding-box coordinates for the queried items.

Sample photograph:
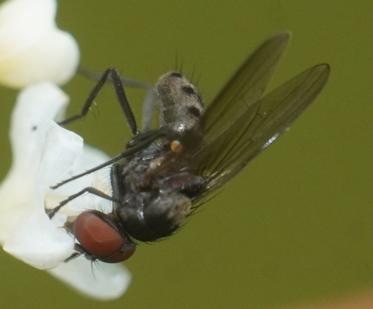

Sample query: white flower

[0,0,79,88]
[0,83,131,299]
[0,0,131,299]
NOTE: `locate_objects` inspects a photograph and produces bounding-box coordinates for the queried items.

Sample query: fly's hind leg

[78,67,156,131]
[59,67,139,135]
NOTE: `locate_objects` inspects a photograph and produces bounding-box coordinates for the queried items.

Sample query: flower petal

[49,256,131,300]
[10,82,69,170]
[3,202,75,269]
[0,81,130,299]
[0,83,84,268]
[0,82,70,242]
[0,0,79,88]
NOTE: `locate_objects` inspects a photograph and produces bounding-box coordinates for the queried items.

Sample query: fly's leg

[51,154,125,189]
[64,250,81,263]
[78,66,150,89]
[50,128,166,190]
[60,67,138,135]
[110,163,125,214]
[47,187,119,219]
[78,66,156,131]
[64,244,95,263]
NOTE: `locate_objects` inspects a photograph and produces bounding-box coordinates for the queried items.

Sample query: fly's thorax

[156,71,204,134]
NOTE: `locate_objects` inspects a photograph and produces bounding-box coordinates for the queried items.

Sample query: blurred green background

[0,0,373,308]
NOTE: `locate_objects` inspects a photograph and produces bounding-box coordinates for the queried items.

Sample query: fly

[47,32,330,263]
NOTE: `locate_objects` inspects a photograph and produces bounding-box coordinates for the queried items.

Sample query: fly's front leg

[47,187,119,219]
[60,67,138,135]
[64,243,96,263]
[64,250,81,263]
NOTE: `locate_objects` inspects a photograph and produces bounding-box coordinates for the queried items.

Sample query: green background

[0,0,373,308]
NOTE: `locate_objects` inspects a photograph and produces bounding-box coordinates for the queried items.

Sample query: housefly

[47,32,330,263]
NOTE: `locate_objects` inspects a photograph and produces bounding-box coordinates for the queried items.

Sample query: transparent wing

[202,32,290,140]
[191,63,330,199]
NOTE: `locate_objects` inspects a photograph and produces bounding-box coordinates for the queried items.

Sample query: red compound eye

[73,210,135,263]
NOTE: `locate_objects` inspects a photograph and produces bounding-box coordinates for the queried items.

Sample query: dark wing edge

[202,32,291,139]
[192,63,330,203]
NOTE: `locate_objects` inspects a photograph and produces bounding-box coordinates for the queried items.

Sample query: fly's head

[156,72,204,134]
[70,210,136,263]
